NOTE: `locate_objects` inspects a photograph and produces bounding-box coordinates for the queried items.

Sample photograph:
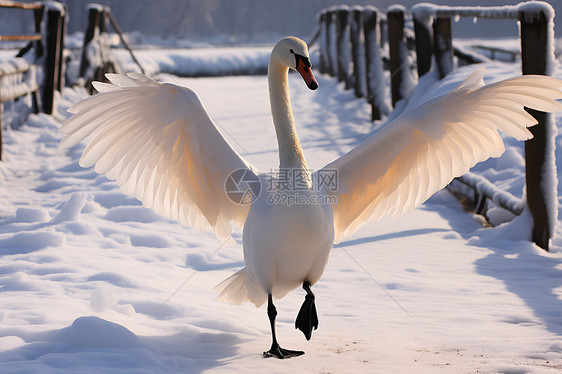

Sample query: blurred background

[1,0,561,44]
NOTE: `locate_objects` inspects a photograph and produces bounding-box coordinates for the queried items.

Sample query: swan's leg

[295,281,318,340]
[263,293,305,359]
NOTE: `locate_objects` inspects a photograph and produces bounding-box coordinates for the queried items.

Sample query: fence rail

[0,34,42,42]
[471,45,519,62]
[0,1,42,10]
[0,59,39,159]
[0,61,38,102]
[314,1,556,251]
[450,172,525,217]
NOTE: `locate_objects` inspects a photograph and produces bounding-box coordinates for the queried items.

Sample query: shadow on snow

[0,316,244,373]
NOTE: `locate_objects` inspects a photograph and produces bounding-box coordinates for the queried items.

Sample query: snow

[397,36,418,102]
[455,171,524,216]
[44,1,67,16]
[0,59,37,102]
[412,3,435,30]
[542,5,559,239]
[86,4,106,13]
[544,110,559,241]
[387,4,407,14]
[0,38,562,374]
[113,47,272,77]
[410,1,554,22]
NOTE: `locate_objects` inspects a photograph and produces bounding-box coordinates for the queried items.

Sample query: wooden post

[56,5,67,92]
[433,16,453,79]
[99,7,108,34]
[363,7,383,120]
[350,7,364,98]
[413,12,433,78]
[42,6,63,114]
[318,12,327,74]
[388,7,405,107]
[33,6,44,59]
[79,6,101,79]
[325,10,335,77]
[363,8,376,100]
[520,9,553,251]
[94,8,110,84]
[336,7,350,87]
[30,5,44,114]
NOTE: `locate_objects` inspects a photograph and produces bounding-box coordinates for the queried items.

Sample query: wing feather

[60,73,258,240]
[319,69,562,243]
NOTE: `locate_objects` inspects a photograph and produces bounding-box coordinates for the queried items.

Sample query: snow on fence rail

[315,1,556,250]
[0,1,66,160]
[470,45,519,63]
[452,172,525,217]
[0,58,39,160]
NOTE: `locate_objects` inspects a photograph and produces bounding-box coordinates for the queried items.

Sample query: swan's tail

[214,269,248,305]
[214,268,267,307]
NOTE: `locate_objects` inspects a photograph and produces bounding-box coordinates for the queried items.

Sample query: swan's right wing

[319,69,562,243]
[60,73,258,240]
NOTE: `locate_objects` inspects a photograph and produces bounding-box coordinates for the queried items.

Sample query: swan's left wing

[318,69,562,243]
[60,73,258,240]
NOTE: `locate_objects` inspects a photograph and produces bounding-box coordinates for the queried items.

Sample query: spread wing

[319,69,562,243]
[60,73,258,240]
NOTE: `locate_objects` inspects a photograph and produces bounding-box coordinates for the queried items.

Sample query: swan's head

[272,36,318,90]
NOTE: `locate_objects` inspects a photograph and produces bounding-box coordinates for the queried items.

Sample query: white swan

[60,36,562,358]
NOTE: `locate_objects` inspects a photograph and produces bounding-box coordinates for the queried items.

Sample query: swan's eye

[294,53,311,69]
[290,49,294,54]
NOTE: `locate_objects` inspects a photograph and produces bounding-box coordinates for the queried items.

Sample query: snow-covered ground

[0,46,561,373]
[112,46,273,77]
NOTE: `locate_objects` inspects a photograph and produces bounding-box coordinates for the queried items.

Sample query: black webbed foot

[263,343,305,359]
[265,293,305,359]
[295,282,318,340]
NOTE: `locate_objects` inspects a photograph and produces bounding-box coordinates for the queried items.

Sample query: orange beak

[295,55,318,90]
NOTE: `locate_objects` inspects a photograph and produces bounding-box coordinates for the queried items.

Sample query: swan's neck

[268,61,310,180]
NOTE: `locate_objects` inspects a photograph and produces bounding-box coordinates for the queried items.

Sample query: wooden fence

[0,2,145,158]
[412,2,556,251]
[0,1,142,159]
[316,5,390,121]
[315,2,556,251]
[0,1,66,160]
